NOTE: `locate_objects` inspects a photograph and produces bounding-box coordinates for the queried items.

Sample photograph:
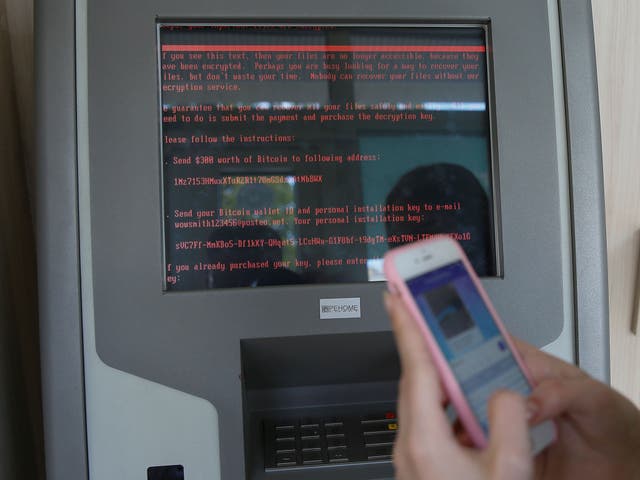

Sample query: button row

[275,424,345,440]
[276,434,347,453]
[276,447,351,467]
[275,444,392,465]
[361,412,396,423]
[362,421,398,434]
[275,418,345,430]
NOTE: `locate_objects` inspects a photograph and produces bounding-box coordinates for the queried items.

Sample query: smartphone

[384,237,555,455]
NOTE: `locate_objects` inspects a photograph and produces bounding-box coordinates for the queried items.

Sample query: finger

[486,391,533,480]
[512,337,583,383]
[526,376,601,423]
[384,291,453,440]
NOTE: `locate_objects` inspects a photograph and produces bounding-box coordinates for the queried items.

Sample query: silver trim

[36,0,89,478]
[538,0,575,364]
[558,0,609,382]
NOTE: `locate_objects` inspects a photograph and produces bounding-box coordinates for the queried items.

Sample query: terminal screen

[159,24,498,291]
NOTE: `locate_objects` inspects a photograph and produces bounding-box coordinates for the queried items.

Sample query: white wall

[592,0,640,404]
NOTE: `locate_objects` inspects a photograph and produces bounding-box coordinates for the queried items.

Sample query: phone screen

[406,260,530,432]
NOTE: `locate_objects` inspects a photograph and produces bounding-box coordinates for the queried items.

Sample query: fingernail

[526,399,538,421]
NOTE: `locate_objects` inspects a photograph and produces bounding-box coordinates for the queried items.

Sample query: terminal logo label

[319,298,361,319]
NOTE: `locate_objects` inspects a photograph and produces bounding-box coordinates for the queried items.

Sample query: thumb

[486,391,533,480]
[526,376,597,423]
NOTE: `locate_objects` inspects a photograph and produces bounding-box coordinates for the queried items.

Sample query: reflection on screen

[159,24,497,291]
[407,261,529,432]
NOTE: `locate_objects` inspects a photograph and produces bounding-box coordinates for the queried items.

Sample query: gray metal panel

[558,0,609,382]
[84,1,569,478]
[35,0,89,479]
[32,0,609,477]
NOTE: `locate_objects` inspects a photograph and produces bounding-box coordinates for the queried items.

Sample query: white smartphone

[384,236,555,455]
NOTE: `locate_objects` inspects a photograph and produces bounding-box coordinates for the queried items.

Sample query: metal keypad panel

[264,411,398,470]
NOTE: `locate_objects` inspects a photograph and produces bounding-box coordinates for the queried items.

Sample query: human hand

[384,291,534,480]
[517,339,640,480]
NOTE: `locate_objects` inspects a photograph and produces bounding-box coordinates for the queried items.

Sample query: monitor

[159,25,499,290]
[36,1,608,479]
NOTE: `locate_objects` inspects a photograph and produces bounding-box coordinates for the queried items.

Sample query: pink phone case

[383,237,539,448]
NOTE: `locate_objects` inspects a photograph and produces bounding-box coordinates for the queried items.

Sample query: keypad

[265,410,398,470]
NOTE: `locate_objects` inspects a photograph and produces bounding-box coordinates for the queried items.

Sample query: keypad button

[362,422,393,434]
[323,417,344,426]
[300,417,320,428]
[326,435,346,447]
[302,450,323,465]
[325,424,345,436]
[328,447,349,463]
[275,438,296,452]
[361,413,393,423]
[364,432,395,446]
[300,426,320,438]
[275,422,296,429]
[275,426,296,439]
[276,452,298,467]
[301,438,322,451]
[366,444,393,460]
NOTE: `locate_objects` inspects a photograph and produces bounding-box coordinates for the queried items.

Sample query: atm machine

[36,0,608,479]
